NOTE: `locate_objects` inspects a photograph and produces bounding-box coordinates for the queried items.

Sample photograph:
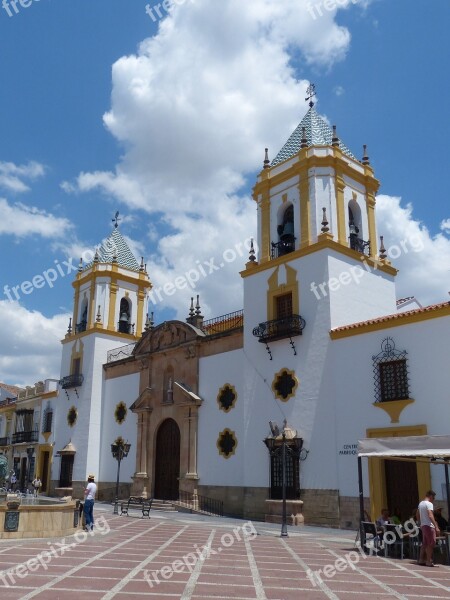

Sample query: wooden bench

[120,496,152,518]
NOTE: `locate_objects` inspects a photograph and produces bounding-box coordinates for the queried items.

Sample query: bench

[120,496,152,518]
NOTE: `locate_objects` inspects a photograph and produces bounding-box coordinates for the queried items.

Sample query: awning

[358,435,450,459]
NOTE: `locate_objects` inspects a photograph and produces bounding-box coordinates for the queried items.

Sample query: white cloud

[0,199,73,239]
[441,218,450,234]
[63,0,363,318]
[0,301,68,386]
[376,195,450,306]
[0,160,45,193]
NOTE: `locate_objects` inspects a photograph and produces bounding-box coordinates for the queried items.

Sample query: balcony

[59,374,84,389]
[12,430,38,444]
[75,319,87,334]
[0,436,9,446]
[271,237,295,259]
[201,310,244,336]
[349,234,370,256]
[253,314,306,344]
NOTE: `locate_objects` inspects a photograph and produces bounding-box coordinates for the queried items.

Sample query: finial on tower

[189,297,195,318]
[263,148,270,169]
[362,144,370,165]
[195,295,202,317]
[300,126,308,149]
[321,208,329,233]
[332,125,340,147]
[379,236,387,260]
[93,249,99,263]
[112,211,121,229]
[67,317,72,335]
[248,238,256,262]
[140,257,145,272]
[96,305,102,323]
[305,83,316,108]
[78,258,83,273]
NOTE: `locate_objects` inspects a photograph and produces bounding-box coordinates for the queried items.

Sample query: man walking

[83,474,97,531]
[417,490,440,567]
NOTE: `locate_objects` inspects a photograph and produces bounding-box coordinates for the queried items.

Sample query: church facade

[51,102,450,528]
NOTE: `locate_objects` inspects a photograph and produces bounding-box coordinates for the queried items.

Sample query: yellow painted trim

[253,151,380,201]
[335,173,347,245]
[217,384,238,413]
[62,326,137,345]
[108,282,118,331]
[366,193,378,258]
[260,193,271,263]
[241,236,397,279]
[266,265,299,322]
[88,281,95,329]
[272,368,299,402]
[72,290,79,333]
[73,270,152,290]
[70,339,84,377]
[136,289,145,336]
[330,303,450,339]
[299,169,311,248]
[366,425,430,521]
[373,399,415,423]
[217,428,238,459]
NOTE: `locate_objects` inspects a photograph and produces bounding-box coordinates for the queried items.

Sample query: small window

[42,408,53,434]
[59,455,74,487]
[379,360,409,402]
[72,358,81,376]
[276,293,293,320]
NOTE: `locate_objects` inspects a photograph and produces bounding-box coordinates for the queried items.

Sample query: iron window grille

[42,408,53,433]
[373,338,410,403]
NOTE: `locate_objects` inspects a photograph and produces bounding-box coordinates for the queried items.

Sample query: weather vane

[305,83,316,108]
[112,211,121,229]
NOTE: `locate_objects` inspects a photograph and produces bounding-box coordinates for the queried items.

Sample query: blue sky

[0,0,449,384]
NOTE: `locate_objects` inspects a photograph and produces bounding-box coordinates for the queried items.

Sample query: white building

[51,102,450,528]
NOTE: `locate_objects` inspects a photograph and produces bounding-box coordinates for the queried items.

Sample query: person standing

[83,474,97,531]
[32,477,41,498]
[10,471,17,492]
[417,490,440,567]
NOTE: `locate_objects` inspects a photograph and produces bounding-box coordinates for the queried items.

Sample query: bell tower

[52,216,152,497]
[242,85,398,332]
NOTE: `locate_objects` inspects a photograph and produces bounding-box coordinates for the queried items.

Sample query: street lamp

[26,447,34,493]
[264,422,303,538]
[111,438,131,514]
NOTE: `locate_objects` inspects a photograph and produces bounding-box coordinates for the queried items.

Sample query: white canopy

[357,435,450,459]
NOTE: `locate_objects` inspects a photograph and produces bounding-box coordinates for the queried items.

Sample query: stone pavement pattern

[0,507,449,599]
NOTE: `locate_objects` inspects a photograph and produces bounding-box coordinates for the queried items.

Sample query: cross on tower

[305,83,316,108]
[112,211,121,229]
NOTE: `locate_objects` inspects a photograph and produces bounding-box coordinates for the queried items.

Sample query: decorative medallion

[67,406,78,428]
[217,429,238,459]
[115,401,127,424]
[272,368,298,402]
[217,384,237,413]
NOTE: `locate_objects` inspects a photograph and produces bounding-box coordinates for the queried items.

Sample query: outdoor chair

[383,524,405,559]
[361,521,382,555]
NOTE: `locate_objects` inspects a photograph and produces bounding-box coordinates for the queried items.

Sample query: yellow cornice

[61,326,138,345]
[373,398,415,424]
[330,303,450,339]
[241,236,397,279]
[252,150,380,198]
[73,270,152,290]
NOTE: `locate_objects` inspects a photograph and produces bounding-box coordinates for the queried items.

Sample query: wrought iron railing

[175,490,224,517]
[349,235,370,255]
[0,398,16,407]
[75,320,87,333]
[107,343,136,363]
[271,238,296,259]
[12,430,38,444]
[0,437,9,446]
[59,374,84,389]
[201,310,244,335]
[253,314,306,343]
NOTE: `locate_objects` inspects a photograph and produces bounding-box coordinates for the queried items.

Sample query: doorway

[154,419,180,500]
[41,451,50,492]
[385,459,419,523]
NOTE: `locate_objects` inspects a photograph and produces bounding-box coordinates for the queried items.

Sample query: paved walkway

[1,506,449,599]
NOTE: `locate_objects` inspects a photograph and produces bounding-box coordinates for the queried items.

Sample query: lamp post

[26,447,34,493]
[264,422,303,538]
[111,439,131,514]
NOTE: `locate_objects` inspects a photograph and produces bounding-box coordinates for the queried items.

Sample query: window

[379,360,409,402]
[118,297,132,334]
[373,338,410,403]
[276,293,293,319]
[42,407,53,433]
[59,455,74,487]
[72,358,81,376]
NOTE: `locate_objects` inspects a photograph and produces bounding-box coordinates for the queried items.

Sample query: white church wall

[198,349,244,487]
[99,372,139,484]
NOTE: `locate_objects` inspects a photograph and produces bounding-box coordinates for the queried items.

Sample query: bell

[119,311,128,322]
[282,222,294,237]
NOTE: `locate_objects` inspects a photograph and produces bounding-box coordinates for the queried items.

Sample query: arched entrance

[154,418,180,500]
